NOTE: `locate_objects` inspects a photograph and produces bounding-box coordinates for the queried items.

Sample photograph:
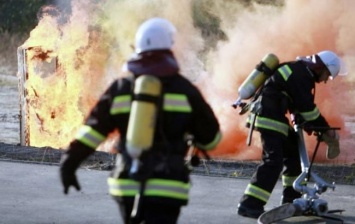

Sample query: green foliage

[0,32,27,75]
[0,0,52,34]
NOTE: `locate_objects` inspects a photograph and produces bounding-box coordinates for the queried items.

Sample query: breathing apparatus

[126,75,162,174]
[232,53,279,114]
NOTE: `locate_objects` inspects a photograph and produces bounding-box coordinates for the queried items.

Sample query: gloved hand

[60,153,81,194]
[322,130,340,160]
[60,171,81,194]
[59,144,95,195]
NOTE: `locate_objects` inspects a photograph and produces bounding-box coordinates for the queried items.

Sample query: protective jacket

[248,60,329,136]
[241,60,330,206]
[63,50,221,207]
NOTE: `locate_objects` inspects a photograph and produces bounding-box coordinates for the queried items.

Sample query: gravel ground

[1,142,354,186]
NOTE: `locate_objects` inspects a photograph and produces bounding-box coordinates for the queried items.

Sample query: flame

[22,3,117,149]
[21,0,355,163]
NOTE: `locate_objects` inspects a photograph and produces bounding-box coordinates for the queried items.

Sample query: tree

[0,0,53,33]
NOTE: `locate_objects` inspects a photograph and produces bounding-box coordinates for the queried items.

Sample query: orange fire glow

[20,1,355,164]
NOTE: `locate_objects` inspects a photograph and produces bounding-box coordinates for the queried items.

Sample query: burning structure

[16,0,355,163]
[17,46,57,146]
[16,4,119,150]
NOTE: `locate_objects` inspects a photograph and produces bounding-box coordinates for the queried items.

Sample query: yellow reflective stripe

[76,125,106,149]
[248,116,289,136]
[107,178,140,196]
[107,178,190,200]
[196,131,222,151]
[163,94,192,112]
[110,94,193,114]
[110,95,131,114]
[282,175,297,187]
[145,179,190,200]
[299,107,320,121]
[282,175,307,187]
[106,178,190,199]
[278,65,292,81]
[244,184,271,203]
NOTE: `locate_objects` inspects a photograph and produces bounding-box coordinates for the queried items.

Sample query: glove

[322,130,340,160]
[60,170,81,194]
[59,144,95,194]
[60,153,81,194]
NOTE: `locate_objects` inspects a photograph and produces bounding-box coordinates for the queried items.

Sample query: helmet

[135,18,176,54]
[316,50,341,79]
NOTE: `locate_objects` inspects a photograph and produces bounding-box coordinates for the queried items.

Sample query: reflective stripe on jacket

[195,131,222,150]
[299,107,321,122]
[249,61,329,135]
[69,73,220,207]
[109,93,193,115]
[247,115,289,136]
[278,64,292,81]
[76,125,106,149]
[110,95,131,114]
[76,92,195,148]
[107,177,190,200]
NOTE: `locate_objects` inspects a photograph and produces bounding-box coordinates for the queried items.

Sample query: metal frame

[17,47,29,146]
[258,118,344,223]
[292,123,337,216]
[17,46,57,146]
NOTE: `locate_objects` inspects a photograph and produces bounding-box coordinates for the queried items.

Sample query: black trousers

[113,196,181,224]
[240,129,302,208]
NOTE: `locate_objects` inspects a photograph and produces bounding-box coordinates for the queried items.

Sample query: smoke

[100,0,205,79]
[200,0,355,163]
[22,0,355,163]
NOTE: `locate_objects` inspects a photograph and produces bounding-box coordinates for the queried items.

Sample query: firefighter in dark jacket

[237,50,345,218]
[60,17,221,224]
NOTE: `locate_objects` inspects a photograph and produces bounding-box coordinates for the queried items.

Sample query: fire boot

[281,187,302,205]
[238,203,265,219]
[281,196,296,205]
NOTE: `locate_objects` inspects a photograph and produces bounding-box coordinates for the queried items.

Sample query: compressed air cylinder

[126,75,161,173]
[237,53,279,100]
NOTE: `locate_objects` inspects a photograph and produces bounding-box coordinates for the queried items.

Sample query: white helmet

[317,50,341,79]
[135,17,176,54]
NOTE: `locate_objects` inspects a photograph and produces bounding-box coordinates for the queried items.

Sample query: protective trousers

[239,129,302,209]
[113,196,181,224]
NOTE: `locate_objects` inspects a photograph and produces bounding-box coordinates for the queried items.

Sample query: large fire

[18,0,355,164]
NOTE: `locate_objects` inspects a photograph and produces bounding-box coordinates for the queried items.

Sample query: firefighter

[59,17,221,224]
[237,50,345,218]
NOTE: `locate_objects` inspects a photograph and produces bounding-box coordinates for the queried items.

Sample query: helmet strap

[305,55,330,81]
